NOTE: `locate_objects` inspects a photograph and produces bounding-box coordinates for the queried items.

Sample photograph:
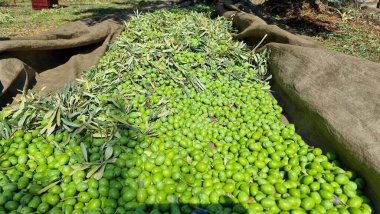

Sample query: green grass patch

[321,23,380,62]
[0,0,163,36]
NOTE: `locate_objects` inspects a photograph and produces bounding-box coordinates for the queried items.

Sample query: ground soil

[257,0,380,62]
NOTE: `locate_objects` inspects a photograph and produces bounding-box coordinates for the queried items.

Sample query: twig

[252,34,268,52]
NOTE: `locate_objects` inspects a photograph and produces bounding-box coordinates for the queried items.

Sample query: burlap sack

[0,20,123,108]
[232,11,319,48]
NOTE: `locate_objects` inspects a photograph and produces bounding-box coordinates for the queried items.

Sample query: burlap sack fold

[0,20,123,107]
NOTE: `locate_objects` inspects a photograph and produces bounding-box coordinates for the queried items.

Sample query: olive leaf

[144,150,152,157]
[93,164,106,180]
[69,163,90,176]
[80,142,88,162]
[61,118,81,128]
[104,146,113,161]
[186,156,193,164]
[86,164,103,178]
[38,179,62,195]
[139,180,144,188]
[92,133,110,138]
[0,120,11,139]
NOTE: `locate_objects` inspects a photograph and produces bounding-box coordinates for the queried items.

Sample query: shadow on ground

[248,5,335,37]
[281,15,336,36]
[73,0,178,25]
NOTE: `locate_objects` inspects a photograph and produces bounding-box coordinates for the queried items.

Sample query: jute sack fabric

[0,20,123,107]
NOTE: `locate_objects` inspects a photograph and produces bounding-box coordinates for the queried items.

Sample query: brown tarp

[0,20,123,107]
[216,1,380,209]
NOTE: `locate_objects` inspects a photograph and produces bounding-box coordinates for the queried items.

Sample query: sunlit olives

[0,7,373,214]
